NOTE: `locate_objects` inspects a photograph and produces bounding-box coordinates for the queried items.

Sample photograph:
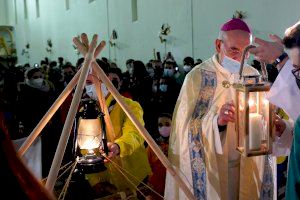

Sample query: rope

[103,154,165,199]
[58,160,78,200]
[42,161,74,183]
[56,161,76,181]
[103,155,148,199]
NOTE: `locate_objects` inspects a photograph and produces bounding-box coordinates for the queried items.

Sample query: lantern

[235,45,275,157]
[75,99,108,173]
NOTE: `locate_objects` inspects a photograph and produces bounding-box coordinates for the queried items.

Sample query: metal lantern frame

[75,99,108,174]
[235,45,275,157]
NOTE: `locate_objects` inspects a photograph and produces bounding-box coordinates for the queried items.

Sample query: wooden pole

[92,62,195,200]
[18,69,81,157]
[91,67,115,141]
[45,35,98,191]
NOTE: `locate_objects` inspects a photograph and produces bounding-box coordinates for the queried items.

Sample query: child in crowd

[147,113,172,199]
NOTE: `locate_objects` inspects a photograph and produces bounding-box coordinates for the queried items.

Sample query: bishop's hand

[218,102,236,126]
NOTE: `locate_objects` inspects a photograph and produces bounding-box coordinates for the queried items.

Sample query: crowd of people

[0,50,203,198]
[0,16,300,200]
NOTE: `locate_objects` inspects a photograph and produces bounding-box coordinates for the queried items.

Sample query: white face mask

[159,126,171,137]
[183,65,192,72]
[152,85,158,93]
[147,68,155,77]
[101,83,109,97]
[85,83,109,100]
[128,67,134,76]
[221,56,242,74]
[31,78,44,88]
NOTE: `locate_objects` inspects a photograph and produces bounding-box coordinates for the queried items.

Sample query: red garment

[59,93,73,123]
[120,91,132,99]
[147,141,168,198]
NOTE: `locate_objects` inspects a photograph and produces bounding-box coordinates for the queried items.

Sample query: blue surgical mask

[221,56,242,74]
[159,84,168,92]
[163,69,174,77]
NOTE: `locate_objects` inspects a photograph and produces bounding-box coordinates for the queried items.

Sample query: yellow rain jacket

[86,94,151,191]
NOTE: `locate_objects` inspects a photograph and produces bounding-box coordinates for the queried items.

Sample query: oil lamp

[75,99,108,173]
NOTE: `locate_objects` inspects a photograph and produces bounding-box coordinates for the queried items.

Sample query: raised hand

[72,33,106,59]
[249,34,284,64]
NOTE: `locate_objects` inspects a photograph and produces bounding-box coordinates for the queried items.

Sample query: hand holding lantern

[218,101,236,126]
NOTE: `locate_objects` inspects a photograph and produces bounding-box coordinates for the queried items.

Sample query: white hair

[218,31,225,40]
[217,30,253,43]
[285,20,300,36]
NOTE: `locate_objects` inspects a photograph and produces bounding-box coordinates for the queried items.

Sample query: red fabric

[59,93,73,123]
[120,91,132,99]
[147,142,168,198]
[221,18,251,33]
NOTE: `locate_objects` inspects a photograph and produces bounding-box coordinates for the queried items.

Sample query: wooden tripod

[18,34,195,200]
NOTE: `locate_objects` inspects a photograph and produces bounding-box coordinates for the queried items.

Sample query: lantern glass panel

[77,118,102,150]
[248,91,269,151]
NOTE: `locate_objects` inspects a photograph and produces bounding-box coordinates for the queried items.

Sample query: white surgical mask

[85,83,109,100]
[183,65,192,72]
[31,78,44,88]
[221,56,242,74]
[147,68,155,77]
[163,69,174,77]
[101,83,109,97]
[159,126,171,137]
[152,85,158,93]
[128,67,134,76]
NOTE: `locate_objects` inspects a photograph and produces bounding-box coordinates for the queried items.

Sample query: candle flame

[249,99,255,107]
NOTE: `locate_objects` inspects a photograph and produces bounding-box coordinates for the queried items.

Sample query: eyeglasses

[220,40,243,57]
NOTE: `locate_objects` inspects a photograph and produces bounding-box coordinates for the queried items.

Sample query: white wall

[192,0,300,61]
[4,0,300,69]
[0,0,8,25]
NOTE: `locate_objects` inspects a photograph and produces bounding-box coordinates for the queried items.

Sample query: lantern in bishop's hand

[235,45,275,157]
[75,99,108,173]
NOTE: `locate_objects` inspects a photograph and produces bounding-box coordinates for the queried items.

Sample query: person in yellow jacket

[84,67,151,197]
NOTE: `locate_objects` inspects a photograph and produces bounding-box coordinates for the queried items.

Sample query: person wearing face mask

[163,60,176,78]
[146,62,155,78]
[164,59,186,86]
[84,68,151,197]
[124,59,134,78]
[165,17,277,200]
[17,67,57,177]
[249,20,300,200]
[183,56,194,74]
[146,113,171,199]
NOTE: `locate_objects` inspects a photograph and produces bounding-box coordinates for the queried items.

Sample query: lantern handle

[239,45,269,82]
[239,45,256,80]
[260,62,269,82]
